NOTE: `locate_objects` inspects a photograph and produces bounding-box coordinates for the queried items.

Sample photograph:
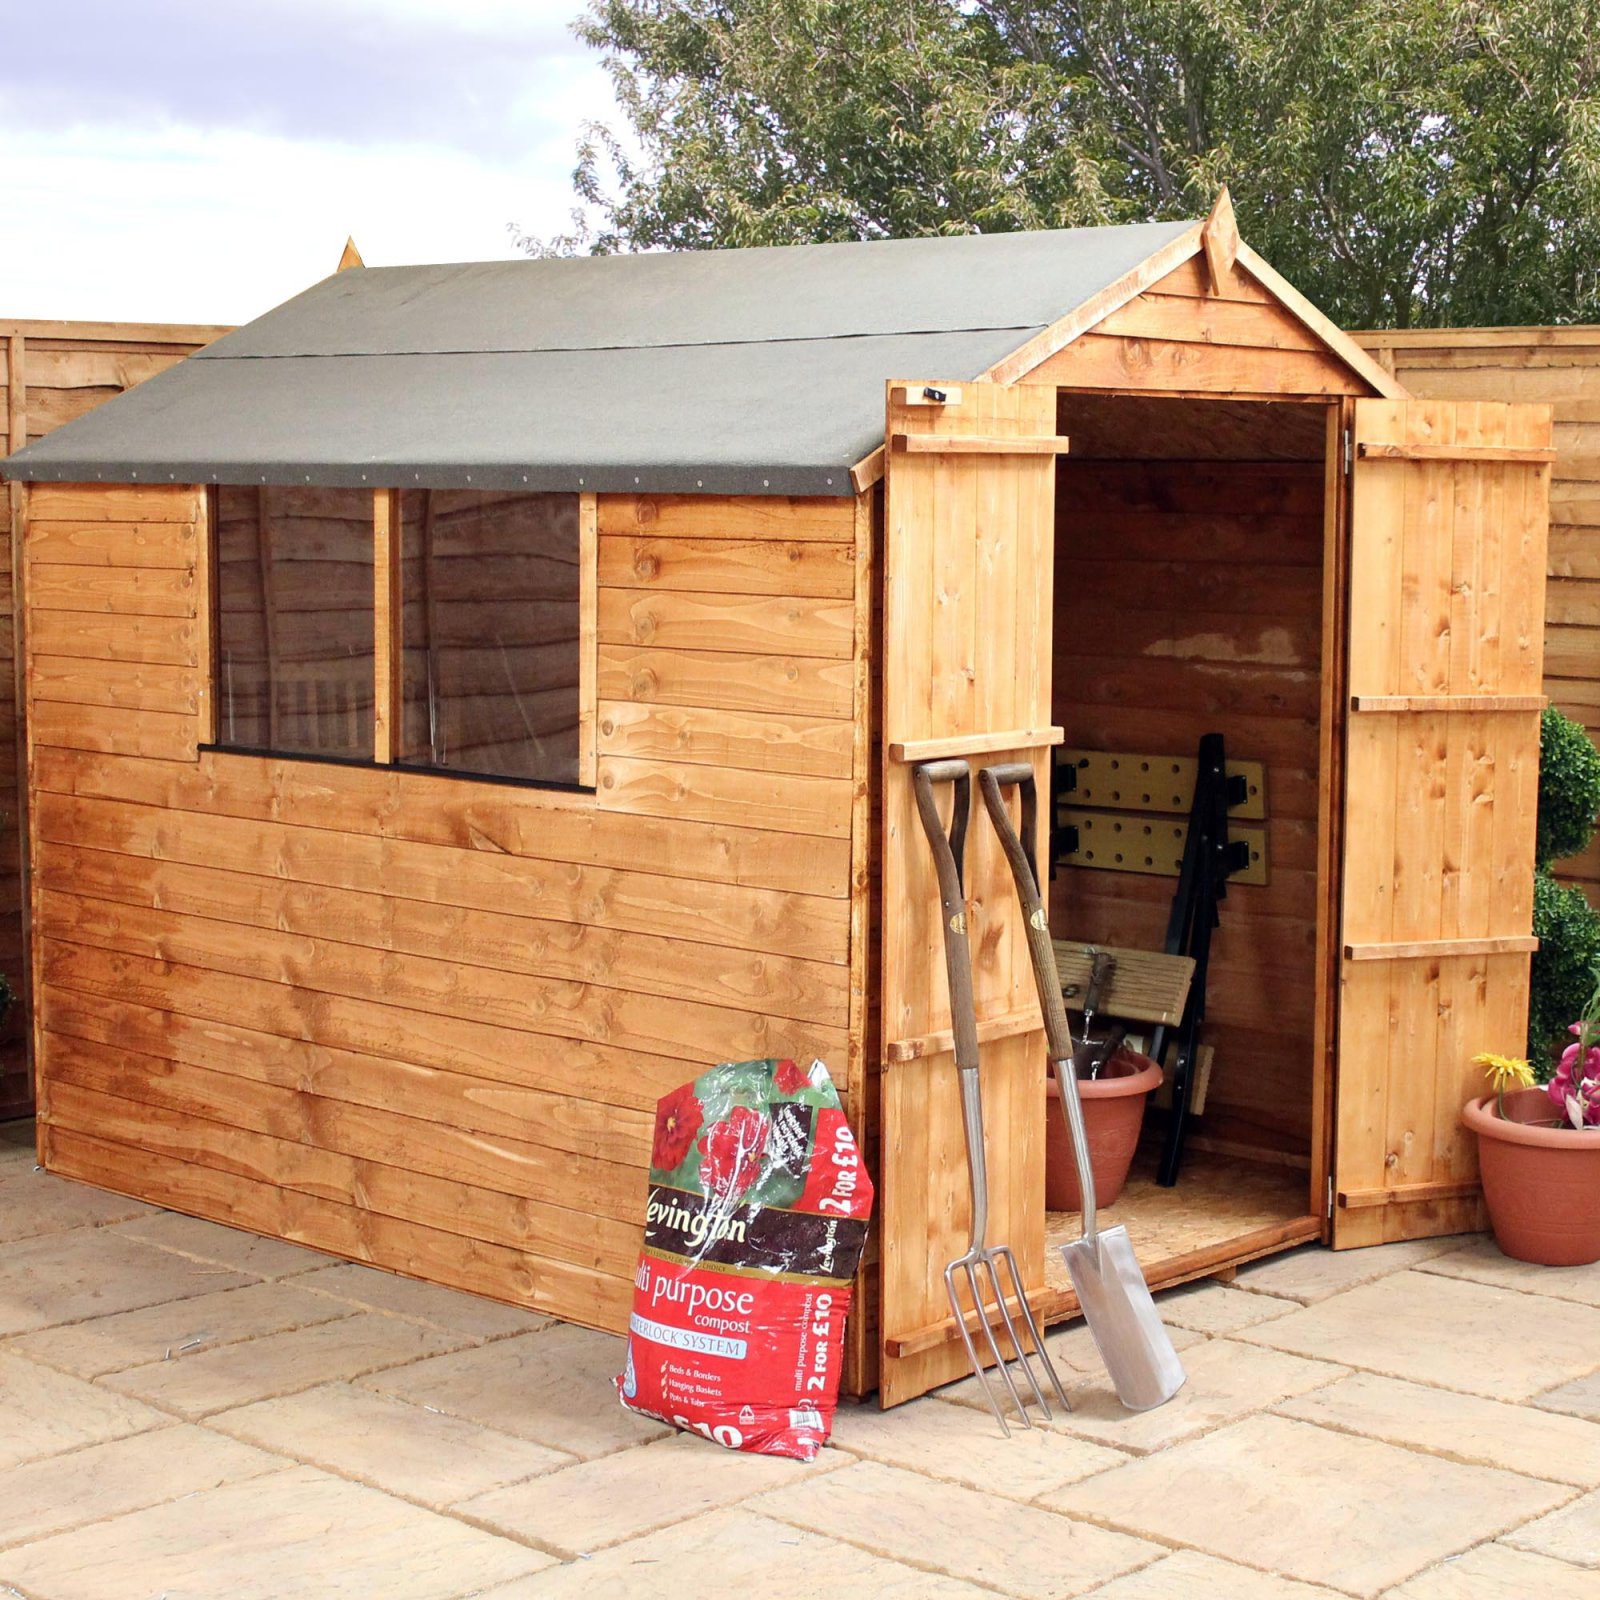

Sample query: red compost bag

[617,1056,874,1461]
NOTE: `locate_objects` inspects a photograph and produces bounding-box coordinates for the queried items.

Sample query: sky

[0,0,620,325]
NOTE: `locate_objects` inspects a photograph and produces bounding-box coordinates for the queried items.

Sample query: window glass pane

[214,486,375,759]
[400,490,581,785]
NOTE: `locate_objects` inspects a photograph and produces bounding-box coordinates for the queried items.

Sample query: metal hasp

[978,762,1187,1413]
[910,760,1069,1436]
[1150,732,1253,1188]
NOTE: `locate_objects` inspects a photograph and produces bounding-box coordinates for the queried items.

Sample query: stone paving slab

[212,1382,575,1509]
[1044,1338,1346,1456]
[0,1425,286,1550]
[475,1507,995,1599]
[1048,1413,1572,1597]
[295,1260,552,1340]
[1418,1238,1600,1308]
[1381,1541,1599,1598]
[363,1324,668,1460]
[0,1165,153,1243]
[1276,1371,1600,1488]
[1233,1239,1467,1304]
[1152,1281,1299,1335]
[0,1463,552,1600]
[1533,1370,1600,1422]
[459,1430,838,1558]
[0,1228,251,1336]
[0,1350,168,1471]
[826,1394,1127,1501]
[1500,1487,1600,1567]
[99,1311,465,1418]
[751,1458,1161,1600]
[1078,1549,1349,1598]
[1235,1269,1600,1401]
[5,1278,351,1378]
[112,1211,334,1278]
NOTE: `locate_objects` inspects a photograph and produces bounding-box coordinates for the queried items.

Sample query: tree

[530,0,1600,328]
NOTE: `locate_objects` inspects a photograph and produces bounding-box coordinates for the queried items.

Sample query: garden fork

[912,759,1069,1435]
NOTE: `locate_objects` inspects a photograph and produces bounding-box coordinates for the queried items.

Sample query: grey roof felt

[4,221,1195,497]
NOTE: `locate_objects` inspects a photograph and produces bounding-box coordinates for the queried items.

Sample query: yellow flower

[1474,1052,1535,1093]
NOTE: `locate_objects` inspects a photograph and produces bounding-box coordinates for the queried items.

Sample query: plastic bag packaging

[617,1057,874,1460]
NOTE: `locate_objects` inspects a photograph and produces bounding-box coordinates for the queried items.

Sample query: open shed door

[1334,398,1553,1247]
[877,380,1061,1404]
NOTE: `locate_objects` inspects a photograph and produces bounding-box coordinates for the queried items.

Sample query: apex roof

[4,222,1198,497]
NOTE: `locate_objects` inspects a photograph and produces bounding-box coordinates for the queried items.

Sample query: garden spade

[978,762,1187,1413]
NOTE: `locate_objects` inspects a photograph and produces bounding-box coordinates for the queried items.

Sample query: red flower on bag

[698,1106,771,1200]
[774,1059,809,1096]
[653,1084,704,1172]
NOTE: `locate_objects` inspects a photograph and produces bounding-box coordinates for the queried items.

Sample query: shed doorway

[1042,393,1334,1308]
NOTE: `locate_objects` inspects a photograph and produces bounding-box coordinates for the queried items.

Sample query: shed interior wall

[1045,395,1327,1288]
[25,483,872,1358]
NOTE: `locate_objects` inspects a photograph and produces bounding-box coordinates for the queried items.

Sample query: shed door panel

[878,381,1058,1404]
[1335,398,1551,1246]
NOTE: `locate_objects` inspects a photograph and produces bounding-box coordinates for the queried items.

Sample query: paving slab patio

[1046,1413,1572,1596]
[1,1136,1598,1599]
[1380,1541,1598,1599]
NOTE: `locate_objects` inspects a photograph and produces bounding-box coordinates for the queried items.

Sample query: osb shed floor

[3,1118,1600,1598]
[1043,1144,1314,1298]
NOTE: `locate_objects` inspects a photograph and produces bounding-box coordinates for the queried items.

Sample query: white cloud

[0,1,620,324]
[1,120,605,323]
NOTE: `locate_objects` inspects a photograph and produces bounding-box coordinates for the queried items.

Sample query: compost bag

[617,1057,873,1461]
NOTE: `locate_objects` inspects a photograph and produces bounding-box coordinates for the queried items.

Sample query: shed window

[398,490,581,785]
[214,486,375,759]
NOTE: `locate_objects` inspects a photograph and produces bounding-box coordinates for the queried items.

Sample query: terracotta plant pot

[1045,1048,1163,1212]
[1462,1087,1600,1266]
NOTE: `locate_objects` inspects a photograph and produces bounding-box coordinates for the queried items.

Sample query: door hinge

[1342,429,1353,475]
[1326,1175,1335,1219]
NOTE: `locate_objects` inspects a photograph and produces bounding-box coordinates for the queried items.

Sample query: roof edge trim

[0,460,862,498]
[1233,242,1408,400]
[981,224,1206,385]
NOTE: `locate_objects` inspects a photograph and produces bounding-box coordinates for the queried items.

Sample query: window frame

[200,484,598,795]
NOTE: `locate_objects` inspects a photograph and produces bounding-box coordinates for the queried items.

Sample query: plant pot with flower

[1464,1045,1600,1267]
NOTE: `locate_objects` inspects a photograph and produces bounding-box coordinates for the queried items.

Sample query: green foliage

[1529,868,1600,1075]
[536,0,1600,328]
[1538,704,1600,867]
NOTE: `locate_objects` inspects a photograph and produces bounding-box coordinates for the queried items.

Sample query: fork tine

[992,1246,1071,1413]
[965,1258,1033,1428]
[947,1261,1010,1436]
[983,1252,1051,1420]
[975,1253,1045,1424]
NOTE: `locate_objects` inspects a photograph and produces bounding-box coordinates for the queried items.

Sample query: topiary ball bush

[1528,867,1600,1076]
[1538,705,1600,868]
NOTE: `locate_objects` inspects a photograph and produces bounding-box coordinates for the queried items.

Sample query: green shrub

[1528,868,1600,1075]
[1538,705,1600,867]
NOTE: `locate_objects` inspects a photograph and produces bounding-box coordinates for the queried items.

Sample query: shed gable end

[985,208,1405,403]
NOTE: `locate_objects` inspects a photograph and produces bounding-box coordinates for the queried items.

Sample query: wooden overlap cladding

[877,380,1057,1404]
[1334,398,1552,1244]
[1,320,229,1118]
[23,481,876,1364]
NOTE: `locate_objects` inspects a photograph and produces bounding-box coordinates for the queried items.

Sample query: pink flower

[1550,1035,1600,1128]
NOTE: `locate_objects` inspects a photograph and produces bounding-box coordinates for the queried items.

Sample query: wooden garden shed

[0,317,231,1118]
[1,198,1553,1406]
